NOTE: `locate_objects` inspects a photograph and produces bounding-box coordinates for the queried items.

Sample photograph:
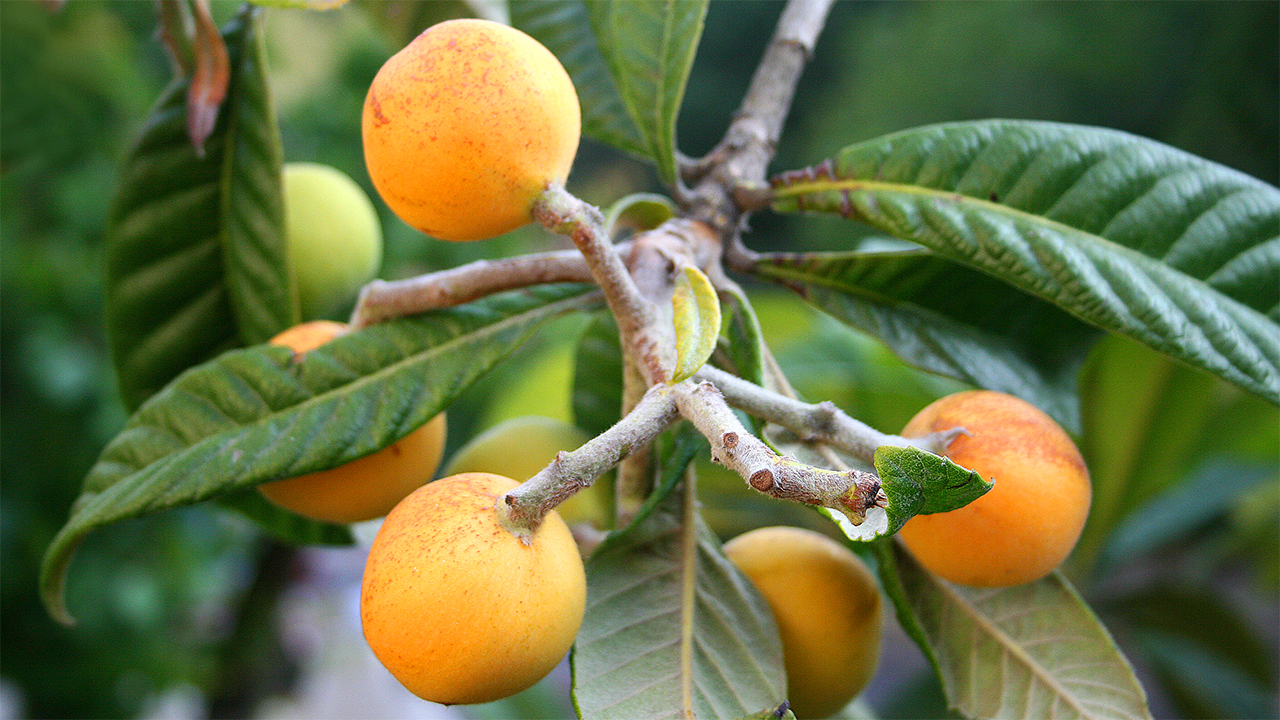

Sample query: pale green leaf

[573,483,786,719]
[891,542,1152,720]
[671,265,721,383]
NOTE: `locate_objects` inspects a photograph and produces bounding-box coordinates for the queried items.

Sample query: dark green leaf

[585,0,709,185]
[1095,458,1276,572]
[890,542,1152,720]
[572,311,625,438]
[511,0,648,158]
[1137,630,1277,720]
[770,120,1280,404]
[748,250,1098,431]
[573,481,786,719]
[106,7,294,412]
[41,285,597,624]
[217,8,293,346]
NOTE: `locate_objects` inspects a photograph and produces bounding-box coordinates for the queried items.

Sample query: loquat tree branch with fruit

[36,1,1278,719]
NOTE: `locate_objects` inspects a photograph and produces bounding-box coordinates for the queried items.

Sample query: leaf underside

[769,120,1280,405]
[573,481,785,720]
[41,285,597,624]
[511,0,647,159]
[749,250,1098,431]
[585,0,709,185]
[890,542,1152,720]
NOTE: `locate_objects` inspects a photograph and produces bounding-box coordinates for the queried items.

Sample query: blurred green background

[2,1,1276,718]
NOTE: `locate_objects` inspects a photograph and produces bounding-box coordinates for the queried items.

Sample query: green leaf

[747,250,1098,431]
[511,1,648,158]
[106,6,295,412]
[217,8,293,346]
[1075,333,1280,572]
[572,481,786,719]
[41,285,597,624]
[671,265,721,383]
[813,445,991,542]
[890,542,1153,720]
[604,192,678,235]
[770,120,1280,404]
[717,282,767,389]
[572,311,625,438]
[585,0,709,185]
[1094,458,1276,573]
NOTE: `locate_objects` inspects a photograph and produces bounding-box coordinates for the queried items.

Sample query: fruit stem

[533,185,671,386]
[497,384,680,540]
[674,380,885,525]
[348,249,598,328]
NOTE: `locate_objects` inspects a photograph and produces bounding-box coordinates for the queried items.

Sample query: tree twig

[348,249,596,328]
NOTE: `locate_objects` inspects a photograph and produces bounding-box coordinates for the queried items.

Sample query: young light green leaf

[890,542,1153,720]
[747,250,1098,431]
[573,481,786,719]
[671,265,721,384]
[585,0,709,185]
[41,285,597,625]
[106,6,295,412]
[770,120,1280,404]
[511,1,647,158]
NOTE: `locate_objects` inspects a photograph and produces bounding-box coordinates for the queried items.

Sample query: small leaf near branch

[671,265,721,383]
[818,445,990,543]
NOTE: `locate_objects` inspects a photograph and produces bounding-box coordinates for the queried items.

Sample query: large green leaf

[572,479,786,719]
[511,0,648,159]
[41,285,597,624]
[887,542,1152,720]
[585,0,708,185]
[770,120,1280,404]
[106,7,294,412]
[748,250,1099,431]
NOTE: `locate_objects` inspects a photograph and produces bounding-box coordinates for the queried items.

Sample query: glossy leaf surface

[770,120,1280,404]
[42,285,596,624]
